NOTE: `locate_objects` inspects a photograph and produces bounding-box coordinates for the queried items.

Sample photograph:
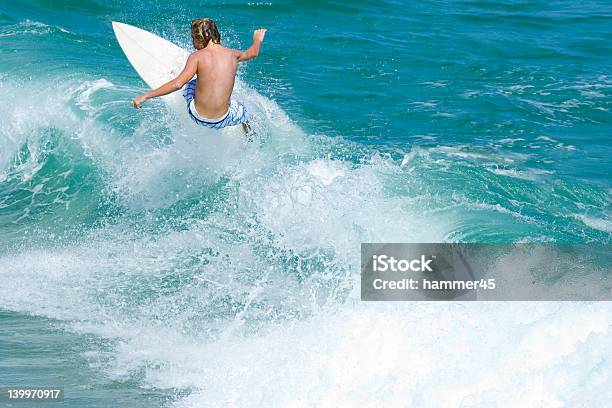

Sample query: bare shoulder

[225,47,242,59]
[190,49,212,66]
[191,49,208,60]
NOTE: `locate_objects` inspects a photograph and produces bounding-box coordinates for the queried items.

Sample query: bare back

[192,45,238,118]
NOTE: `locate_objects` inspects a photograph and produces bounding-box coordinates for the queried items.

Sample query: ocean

[0,0,611,406]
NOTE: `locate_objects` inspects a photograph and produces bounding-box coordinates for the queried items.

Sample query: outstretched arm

[235,29,267,62]
[132,53,198,109]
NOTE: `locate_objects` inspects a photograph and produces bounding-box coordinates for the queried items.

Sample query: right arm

[235,29,267,62]
[132,53,198,108]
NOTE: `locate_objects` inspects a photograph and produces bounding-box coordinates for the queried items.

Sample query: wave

[0,56,610,405]
[0,19,71,38]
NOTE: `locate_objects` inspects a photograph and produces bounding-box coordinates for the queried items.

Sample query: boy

[132,18,266,136]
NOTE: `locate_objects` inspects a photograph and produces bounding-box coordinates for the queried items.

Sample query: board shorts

[182,79,248,129]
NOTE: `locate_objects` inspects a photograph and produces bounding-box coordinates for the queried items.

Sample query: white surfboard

[112,21,189,90]
[112,20,194,114]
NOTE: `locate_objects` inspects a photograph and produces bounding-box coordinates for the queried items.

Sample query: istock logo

[372,254,434,272]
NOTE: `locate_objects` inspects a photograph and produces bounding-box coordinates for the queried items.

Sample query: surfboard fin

[242,122,256,143]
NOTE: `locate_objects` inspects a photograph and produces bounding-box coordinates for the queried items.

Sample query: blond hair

[191,18,221,49]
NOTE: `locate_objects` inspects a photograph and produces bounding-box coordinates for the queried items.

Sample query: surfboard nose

[111,21,128,35]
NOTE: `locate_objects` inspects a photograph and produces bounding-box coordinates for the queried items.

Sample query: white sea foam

[0,20,70,38]
[0,79,81,180]
[0,71,610,408]
[410,101,437,108]
[575,214,612,233]
[169,303,612,408]
[498,137,525,144]
[487,167,554,181]
[2,224,610,408]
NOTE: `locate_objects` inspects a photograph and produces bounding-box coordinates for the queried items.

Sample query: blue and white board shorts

[182,79,248,129]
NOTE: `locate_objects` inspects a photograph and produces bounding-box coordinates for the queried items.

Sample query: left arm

[132,53,198,109]
[234,29,267,63]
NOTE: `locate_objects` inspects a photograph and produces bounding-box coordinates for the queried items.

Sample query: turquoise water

[1,1,611,406]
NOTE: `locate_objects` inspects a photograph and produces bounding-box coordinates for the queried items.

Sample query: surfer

[131,18,266,138]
